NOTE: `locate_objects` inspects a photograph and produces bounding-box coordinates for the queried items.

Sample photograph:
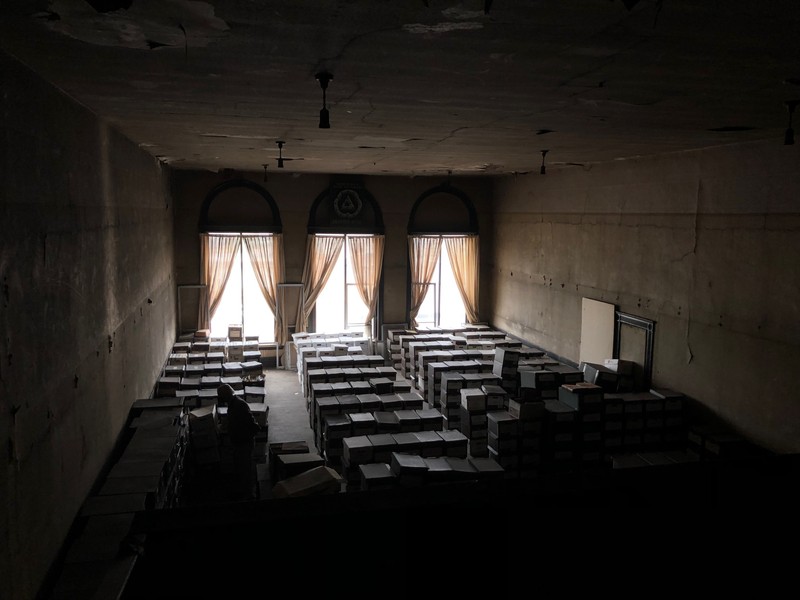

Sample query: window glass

[209,237,276,342]
[315,235,371,334]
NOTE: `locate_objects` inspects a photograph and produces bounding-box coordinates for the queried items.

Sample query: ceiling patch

[403,22,483,34]
[441,7,485,20]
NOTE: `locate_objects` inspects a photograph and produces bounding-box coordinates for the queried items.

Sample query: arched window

[297,180,385,338]
[198,179,286,344]
[407,184,479,329]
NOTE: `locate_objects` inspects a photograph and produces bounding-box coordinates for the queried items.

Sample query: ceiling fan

[275,140,304,168]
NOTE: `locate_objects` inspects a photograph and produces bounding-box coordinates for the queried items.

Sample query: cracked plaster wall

[1,54,176,600]
[488,141,800,454]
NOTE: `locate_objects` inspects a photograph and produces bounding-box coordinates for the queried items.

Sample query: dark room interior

[2,2,800,598]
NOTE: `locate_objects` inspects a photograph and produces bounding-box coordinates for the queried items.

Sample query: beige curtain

[199,233,241,330]
[348,235,385,338]
[408,235,443,328]
[444,235,480,324]
[243,234,286,344]
[296,234,345,333]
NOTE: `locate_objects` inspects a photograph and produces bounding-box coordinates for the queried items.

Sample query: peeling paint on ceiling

[42,0,228,49]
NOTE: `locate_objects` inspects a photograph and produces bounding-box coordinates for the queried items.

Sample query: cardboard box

[188,405,218,435]
[487,410,519,437]
[415,407,444,431]
[391,432,422,454]
[323,414,352,439]
[348,412,377,436]
[468,456,505,479]
[519,369,558,390]
[359,463,396,491]
[374,410,401,433]
[368,433,398,463]
[558,382,604,411]
[413,430,445,457]
[507,399,545,421]
[390,452,428,485]
[445,457,478,480]
[271,466,343,498]
[274,452,325,481]
[460,389,487,412]
[423,457,454,483]
[342,435,374,464]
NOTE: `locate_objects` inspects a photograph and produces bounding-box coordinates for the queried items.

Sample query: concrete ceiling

[2,0,799,176]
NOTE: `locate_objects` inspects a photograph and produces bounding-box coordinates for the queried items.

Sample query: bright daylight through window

[210,239,275,342]
[415,241,466,329]
[315,235,369,334]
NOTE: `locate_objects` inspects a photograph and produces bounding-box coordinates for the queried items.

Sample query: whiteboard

[579,298,615,366]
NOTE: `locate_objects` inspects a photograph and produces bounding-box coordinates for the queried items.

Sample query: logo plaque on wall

[333,189,363,220]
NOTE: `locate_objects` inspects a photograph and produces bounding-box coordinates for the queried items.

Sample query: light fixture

[784,100,798,145]
[262,163,269,182]
[315,71,333,129]
[540,149,549,174]
[276,140,285,168]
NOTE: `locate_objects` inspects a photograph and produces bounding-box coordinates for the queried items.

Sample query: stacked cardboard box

[397,391,425,410]
[581,362,619,393]
[423,457,454,483]
[642,393,666,450]
[373,410,401,433]
[368,433,397,463]
[518,368,559,402]
[508,399,546,479]
[314,396,341,449]
[341,435,374,489]
[395,409,423,432]
[416,407,444,431]
[349,412,377,436]
[602,394,624,455]
[621,393,646,451]
[188,405,220,466]
[482,384,508,412]
[651,388,687,448]
[272,465,343,498]
[439,372,464,430]
[273,452,325,483]
[413,430,445,457]
[359,462,396,491]
[546,363,584,385]
[227,342,244,361]
[543,400,579,473]
[468,456,506,481]
[156,376,181,397]
[408,339,454,381]
[322,414,351,467]
[390,452,428,487]
[559,383,604,467]
[492,347,521,395]
[379,393,403,411]
[487,410,520,475]
[460,388,488,457]
[603,359,636,392]
[436,429,469,458]
[164,364,185,379]
[268,441,310,483]
[392,432,422,455]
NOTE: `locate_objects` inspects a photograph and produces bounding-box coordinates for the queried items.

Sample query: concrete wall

[488,141,800,454]
[0,55,176,600]
[171,171,492,332]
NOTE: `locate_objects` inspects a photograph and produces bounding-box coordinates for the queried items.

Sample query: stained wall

[1,55,176,600]
[488,141,800,453]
